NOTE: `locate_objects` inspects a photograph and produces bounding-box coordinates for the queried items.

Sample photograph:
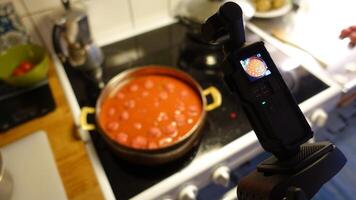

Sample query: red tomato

[19,61,33,71]
[12,60,34,77]
[12,68,26,76]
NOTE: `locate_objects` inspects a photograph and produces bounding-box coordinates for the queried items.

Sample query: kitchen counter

[0,60,104,200]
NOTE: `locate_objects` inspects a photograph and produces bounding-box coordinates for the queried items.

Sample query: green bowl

[0,44,49,87]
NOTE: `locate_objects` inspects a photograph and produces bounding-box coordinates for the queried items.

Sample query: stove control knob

[179,185,198,200]
[212,166,231,187]
[310,109,328,128]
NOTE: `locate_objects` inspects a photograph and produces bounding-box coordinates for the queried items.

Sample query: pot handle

[203,86,222,111]
[80,107,96,131]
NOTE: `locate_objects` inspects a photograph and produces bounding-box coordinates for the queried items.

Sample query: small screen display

[240,53,271,81]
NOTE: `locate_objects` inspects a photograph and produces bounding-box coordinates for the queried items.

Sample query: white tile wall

[83,0,133,46]
[30,5,70,51]
[130,0,170,28]
[169,0,182,16]
[22,0,62,14]
[10,0,178,54]
[0,0,28,16]
[21,16,42,45]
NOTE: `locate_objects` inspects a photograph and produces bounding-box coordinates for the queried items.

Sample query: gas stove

[56,23,340,200]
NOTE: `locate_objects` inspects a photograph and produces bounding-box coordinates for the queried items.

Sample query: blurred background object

[0,1,55,133]
[52,0,104,88]
[0,2,30,52]
[249,0,356,91]
[0,151,13,200]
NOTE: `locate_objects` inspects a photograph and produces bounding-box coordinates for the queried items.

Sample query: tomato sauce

[99,75,203,150]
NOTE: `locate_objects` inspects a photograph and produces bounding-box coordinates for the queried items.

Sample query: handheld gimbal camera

[202,2,347,200]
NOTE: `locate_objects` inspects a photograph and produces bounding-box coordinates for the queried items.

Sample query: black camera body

[202,2,346,200]
[223,41,313,159]
[201,2,313,159]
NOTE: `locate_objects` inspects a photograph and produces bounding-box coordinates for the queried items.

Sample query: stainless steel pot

[80,66,222,165]
[0,152,13,200]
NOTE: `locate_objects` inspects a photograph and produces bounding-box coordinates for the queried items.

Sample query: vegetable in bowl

[253,0,286,12]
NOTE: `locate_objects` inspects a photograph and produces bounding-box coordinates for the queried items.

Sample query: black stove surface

[62,23,329,199]
[0,80,56,132]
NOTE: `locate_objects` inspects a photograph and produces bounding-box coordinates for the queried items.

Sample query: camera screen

[240,53,271,81]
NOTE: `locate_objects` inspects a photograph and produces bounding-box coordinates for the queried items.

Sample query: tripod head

[238,142,346,200]
[201,2,347,200]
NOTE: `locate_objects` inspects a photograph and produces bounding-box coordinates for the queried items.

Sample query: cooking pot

[80,66,222,165]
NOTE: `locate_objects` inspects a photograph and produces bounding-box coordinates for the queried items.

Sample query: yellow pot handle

[203,86,222,111]
[80,107,96,131]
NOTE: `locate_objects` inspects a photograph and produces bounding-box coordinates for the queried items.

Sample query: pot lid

[175,0,255,25]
